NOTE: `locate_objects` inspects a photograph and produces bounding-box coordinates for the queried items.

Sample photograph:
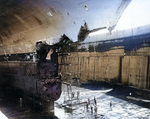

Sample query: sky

[114,0,150,31]
[89,0,150,36]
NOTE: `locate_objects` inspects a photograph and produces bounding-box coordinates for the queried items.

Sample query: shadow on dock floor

[81,81,150,109]
[0,86,58,119]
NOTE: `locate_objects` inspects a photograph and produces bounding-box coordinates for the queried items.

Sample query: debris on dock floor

[55,83,150,119]
[0,83,150,119]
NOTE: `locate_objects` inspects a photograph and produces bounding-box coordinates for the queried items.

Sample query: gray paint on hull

[0,0,131,55]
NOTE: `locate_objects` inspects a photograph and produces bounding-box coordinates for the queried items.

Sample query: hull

[0,61,62,102]
[0,0,131,55]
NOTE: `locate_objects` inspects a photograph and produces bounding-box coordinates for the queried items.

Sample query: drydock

[0,83,150,119]
[0,0,150,118]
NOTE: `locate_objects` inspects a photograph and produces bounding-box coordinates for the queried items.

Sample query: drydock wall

[121,56,148,89]
[58,52,150,90]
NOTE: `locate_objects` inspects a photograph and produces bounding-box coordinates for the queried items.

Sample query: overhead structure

[0,0,131,55]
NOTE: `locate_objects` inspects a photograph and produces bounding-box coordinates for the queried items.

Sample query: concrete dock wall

[121,56,148,89]
[59,52,150,90]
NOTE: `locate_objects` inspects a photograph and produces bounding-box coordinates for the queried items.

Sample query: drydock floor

[0,83,150,119]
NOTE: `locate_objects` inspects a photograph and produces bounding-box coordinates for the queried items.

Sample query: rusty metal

[0,43,62,113]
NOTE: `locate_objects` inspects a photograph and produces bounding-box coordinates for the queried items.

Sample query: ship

[0,0,132,112]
